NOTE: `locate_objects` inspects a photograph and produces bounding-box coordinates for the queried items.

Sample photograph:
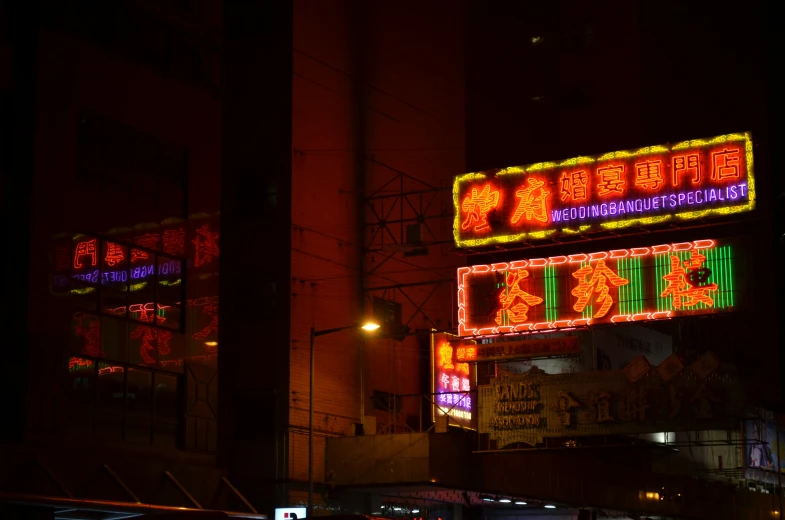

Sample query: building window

[66,357,183,448]
[77,112,188,225]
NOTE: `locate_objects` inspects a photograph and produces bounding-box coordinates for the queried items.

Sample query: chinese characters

[461,184,500,232]
[661,250,718,308]
[571,260,629,318]
[454,134,752,247]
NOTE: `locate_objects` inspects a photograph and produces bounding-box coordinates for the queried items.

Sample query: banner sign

[453,132,754,247]
[432,333,475,429]
[744,410,785,484]
[478,357,744,446]
[457,237,744,337]
[450,335,581,363]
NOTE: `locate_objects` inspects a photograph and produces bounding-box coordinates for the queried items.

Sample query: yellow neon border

[453,132,755,247]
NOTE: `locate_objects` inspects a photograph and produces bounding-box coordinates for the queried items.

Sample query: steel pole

[308,327,315,517]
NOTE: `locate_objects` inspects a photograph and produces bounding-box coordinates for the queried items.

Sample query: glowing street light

[308,321,380,517]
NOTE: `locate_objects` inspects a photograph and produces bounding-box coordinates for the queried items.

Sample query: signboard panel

[449,335,582,363]
[457,237,744,337]
[453,132,754,247]
[478,361,744,446]
[432,332,475,429]
[744,410,785,484]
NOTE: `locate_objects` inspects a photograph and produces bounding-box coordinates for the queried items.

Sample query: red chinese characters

[711,147,741,182]
[511,178,550,224]
[495,269,543,324]
[672,153,700,186]
[162,228,186,256]
[192,224,220,267]
[73,313,102,357]
[104,242,125,266]
[74,239,97,269]
[438,344,454,369]
[559,170,589,202]
[661,250,718,308]
[596,165,626,196]
[131,305,173,365]
[192,303,219,341]
[54,246,71,272]
[571,260,629,318]
[132,234,160,263]
[461,184,500,232]
[634,160,664,190]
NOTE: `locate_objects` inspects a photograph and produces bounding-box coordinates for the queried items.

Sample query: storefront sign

[458,237,743,337]
[744,410,785,484]
[478,356,744,446]
[453,132,754,247]
[432,333,475,428]
[450,335,581,363]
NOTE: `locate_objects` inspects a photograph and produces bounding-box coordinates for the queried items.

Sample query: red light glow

[453,132,754,247]
[511,177,550,224]
[74,239,97,269]
[457,238,740,337]
[192,224,220,267]
[461,184,500,232]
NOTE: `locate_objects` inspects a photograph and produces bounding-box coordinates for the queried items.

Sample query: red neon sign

[192,224,220,267]
[431,332,474,428]
[453,132,754,247]
[457,238,743,337]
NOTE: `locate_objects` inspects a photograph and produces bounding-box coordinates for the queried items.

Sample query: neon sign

[453,132,754,247]
[431,333,474,428]
[457,238,743,337]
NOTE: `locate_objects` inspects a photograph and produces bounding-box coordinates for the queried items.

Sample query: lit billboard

[744,411,785,484]
[453,132,754,247]
[432,332,475,429]
[457,238,744,337]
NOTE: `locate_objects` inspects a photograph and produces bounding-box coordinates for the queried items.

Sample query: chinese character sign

[432,332,475,429]
[457,238,743,337]
[453,132,754,247]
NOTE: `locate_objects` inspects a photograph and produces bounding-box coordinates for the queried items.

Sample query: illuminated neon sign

[457,238,744,337]
[453,132,754,247]
[431,332,475,428]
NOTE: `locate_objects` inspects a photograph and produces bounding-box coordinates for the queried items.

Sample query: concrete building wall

[290,0,464,508]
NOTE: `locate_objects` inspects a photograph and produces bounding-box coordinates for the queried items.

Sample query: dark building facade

[2,0,784,519]
[1,0,464,518]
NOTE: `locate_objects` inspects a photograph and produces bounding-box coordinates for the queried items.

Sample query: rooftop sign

[457,237,744,337]
[453,132,754,248]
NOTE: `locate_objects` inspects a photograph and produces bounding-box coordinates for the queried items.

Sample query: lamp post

[308,321,379,517]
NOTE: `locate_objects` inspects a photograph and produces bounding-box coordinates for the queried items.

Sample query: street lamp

[308,321,380,517]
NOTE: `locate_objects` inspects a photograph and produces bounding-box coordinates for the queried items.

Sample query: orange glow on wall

[457,238,743,337]
[453,132,755,248]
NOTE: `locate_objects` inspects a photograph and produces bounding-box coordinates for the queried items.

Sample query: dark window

[64,356,183,447]
[77,112,188,224]
[40,0,217,90]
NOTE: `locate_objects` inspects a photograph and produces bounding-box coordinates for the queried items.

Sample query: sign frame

[453,132,755,248]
